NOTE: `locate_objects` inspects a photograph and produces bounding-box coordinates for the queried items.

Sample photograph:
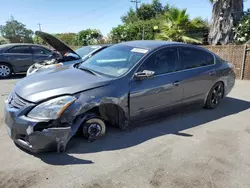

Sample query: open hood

[35,31,80,58]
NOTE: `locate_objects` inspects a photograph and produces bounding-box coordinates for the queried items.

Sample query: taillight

[228,63,235,72]
[228,63,236,77]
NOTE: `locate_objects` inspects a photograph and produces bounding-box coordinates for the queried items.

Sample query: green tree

[188,17,209,44]
[113,1,207,44]
[121,0,166,24]
[156,8,205,44]
[208,0,244,44]
[163,3,171,12]
[0,16,33,43]
[137,4,156,20]
[77,29,103,46]
[110,19,161,43]
[0,36,9,44]
[233,10,250,44]
[189,17,209,29]
[121,8,138,24]
[115,0,167,42]
[136,19,161,40]
[54,33,77,46]
[152,0,164,15]
[33,35,45,45]
[110,25,130,43]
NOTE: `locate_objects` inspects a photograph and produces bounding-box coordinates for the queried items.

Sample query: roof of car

[89,44,113,47]
[120,40,184,50]
[0,43,49,49]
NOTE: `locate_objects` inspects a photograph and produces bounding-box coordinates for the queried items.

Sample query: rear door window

[5,46,32,54]
[180,47,214,70]
[138,47,180,75]
[32,46,51,55]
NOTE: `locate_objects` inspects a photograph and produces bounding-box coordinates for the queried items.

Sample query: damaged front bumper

[4,103,75,153]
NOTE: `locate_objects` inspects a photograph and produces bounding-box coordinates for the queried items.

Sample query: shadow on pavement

[15,143,94,166]
[34,97,250,165]
[67,97,250,154]
[35,153,94,165]
[0,73,26,80]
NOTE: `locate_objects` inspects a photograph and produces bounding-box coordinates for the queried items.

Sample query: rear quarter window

[180,47,214,70]
[215,55,226,64]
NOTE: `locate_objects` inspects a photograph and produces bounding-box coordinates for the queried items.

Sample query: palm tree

[208,0,243,45]
[156,8,203,44]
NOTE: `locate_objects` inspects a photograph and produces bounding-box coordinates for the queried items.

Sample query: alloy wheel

[211,84,223,105]
[0,65,11,77]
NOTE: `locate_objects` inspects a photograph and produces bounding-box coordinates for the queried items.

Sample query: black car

[4,41,235,153]
[0,43,57,78]
[26,31,112,76]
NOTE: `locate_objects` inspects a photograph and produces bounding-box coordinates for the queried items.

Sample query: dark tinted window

[138,47,180,75]
[32,46,51,55]
[6,46,31,54]
[180,47,214,70]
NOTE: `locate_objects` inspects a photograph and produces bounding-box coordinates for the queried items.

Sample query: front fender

[60,84,129,126]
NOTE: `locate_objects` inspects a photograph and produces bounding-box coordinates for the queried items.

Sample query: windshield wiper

[78,67,97,75]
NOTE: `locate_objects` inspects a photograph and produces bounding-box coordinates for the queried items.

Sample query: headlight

[43,63,63,69]
[5,92,13,103]
[27,96,76,120]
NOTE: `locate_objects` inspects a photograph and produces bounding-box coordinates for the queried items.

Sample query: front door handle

[173,81,180,86]
[209,71,216,76]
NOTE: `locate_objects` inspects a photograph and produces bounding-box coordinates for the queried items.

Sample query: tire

[82,117,106,142]
[0,63,12,78]
[205,82,224,109]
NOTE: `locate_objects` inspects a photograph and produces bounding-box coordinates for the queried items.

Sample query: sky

[1,0,250,36]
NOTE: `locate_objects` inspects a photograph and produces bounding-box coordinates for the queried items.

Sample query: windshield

[75,46,101,58]
[79,44,149,77]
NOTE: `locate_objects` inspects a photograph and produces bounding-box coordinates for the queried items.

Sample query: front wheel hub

[82,117,106,141]
[88,123,102,136]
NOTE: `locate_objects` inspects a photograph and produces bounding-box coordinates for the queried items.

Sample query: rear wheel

[0,63,12,78]
[82,117,106,142]
[205,82,224,109]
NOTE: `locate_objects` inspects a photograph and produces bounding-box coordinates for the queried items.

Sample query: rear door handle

[173,81,180,86]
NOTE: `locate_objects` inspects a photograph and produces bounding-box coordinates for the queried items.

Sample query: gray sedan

[4,41,235,153]
[0,43,57,78]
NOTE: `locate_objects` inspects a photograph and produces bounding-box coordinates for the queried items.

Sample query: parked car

[4,41,235,153]
[0,43,58,78]
[27,31,112,76]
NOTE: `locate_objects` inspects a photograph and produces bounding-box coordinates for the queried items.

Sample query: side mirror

[134,70,155,80]
[52,51,59,57]
[49,51,59,59]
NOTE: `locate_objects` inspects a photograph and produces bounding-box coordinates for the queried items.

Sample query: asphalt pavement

[0,76,250,188]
